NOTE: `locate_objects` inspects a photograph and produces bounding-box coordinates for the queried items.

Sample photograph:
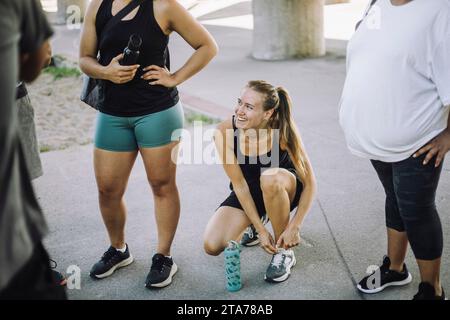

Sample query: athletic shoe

[90,244,134,279]
[241,224,260,247]
[49,259,67,286]
[145,254,178,289]
[357,255,412,294]
[413,282,446,300]
[241,216,269,247]
[264,248,296,283]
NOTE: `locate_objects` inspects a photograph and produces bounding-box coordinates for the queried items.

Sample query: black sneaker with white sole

[357,255,412,294]
[145,254,178,289]
[90,244,134,279]
[413,282,446,300]
[264,249,296,283]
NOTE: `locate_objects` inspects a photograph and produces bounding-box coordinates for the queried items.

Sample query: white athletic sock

[116,245,127,253]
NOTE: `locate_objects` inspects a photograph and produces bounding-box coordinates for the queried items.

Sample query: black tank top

[229,116,297,190]
[95,0,179,117]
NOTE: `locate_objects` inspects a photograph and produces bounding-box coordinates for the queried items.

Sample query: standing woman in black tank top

[79,0,217,288]
[203,81,316,284]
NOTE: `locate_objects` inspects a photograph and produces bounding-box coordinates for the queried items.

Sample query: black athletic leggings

[371,153,443,261]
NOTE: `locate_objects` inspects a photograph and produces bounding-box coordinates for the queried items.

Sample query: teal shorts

[94,102,184,151]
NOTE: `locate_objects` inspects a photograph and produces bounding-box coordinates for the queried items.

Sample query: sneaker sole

[241,238,260,247]
[146,263,178,289]
[356,272,413,294]
[264,255,297,283]
[91,255,134,279]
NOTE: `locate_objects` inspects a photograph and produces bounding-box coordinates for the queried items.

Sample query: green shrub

[43,66,81,80]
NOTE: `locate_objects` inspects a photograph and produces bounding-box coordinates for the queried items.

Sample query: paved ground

[34,0,450,300]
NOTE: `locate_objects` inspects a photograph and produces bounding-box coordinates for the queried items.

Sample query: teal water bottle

[224,240,242,292]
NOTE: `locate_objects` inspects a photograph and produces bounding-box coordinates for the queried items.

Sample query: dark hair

[246,80,307,175]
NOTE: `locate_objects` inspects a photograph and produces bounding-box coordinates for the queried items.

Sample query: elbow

[198,39,219,60]
[310,182,317,199]
[309,177,317,198]
[210,40,219,58]
[78,56,89,74]
[205,43,218,62]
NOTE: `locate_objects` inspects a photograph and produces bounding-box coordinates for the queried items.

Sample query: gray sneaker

[264,249,296,283]
[240,216,269,247]
[240,225,260,247]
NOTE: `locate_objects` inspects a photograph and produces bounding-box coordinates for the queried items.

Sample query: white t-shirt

[339,0,450,162]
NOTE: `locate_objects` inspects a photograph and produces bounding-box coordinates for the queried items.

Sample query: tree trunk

[252,0,325,60]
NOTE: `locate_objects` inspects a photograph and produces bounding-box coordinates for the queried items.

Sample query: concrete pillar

[252,0,326,60]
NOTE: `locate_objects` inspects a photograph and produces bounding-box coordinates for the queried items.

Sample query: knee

[97,183,125,200]
[203,240,224,256]
[398,203,438,225]
[149,178,176,197]
[260,173,283,195]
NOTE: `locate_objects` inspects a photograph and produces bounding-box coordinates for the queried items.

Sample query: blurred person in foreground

[0,0,66,299]
[16,43,67,287]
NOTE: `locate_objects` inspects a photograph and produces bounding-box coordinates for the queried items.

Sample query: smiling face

[234,87,275,130]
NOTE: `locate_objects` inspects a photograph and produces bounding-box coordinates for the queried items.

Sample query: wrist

[171,72,182,87]
[100,66,110,81]
[254,224,266,234]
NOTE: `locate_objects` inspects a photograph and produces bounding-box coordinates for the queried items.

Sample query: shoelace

[151,256,167,273]
[271,252,287,269]
[244,226,254,239]
[101,247,118,264]
[49,259,67,285]
[49,259,58,269]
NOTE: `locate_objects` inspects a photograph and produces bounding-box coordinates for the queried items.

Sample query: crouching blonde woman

[203,80,316,283]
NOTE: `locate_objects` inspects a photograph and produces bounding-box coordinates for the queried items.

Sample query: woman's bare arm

[141,0,218,87]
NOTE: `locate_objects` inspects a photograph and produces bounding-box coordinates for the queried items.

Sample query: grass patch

[184,110,220,125]
[40,145,51,153]
[43,66,81,80]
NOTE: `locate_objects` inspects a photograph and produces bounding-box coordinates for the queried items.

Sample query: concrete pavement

[35,0,450,300]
